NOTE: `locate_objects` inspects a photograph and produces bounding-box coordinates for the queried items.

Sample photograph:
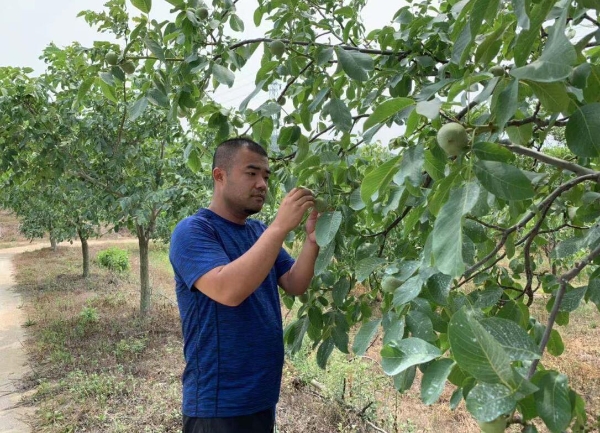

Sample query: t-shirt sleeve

[275,245,295,280]
[170,217,231,291]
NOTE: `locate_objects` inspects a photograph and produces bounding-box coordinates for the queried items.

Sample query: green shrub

[97,247,130,272]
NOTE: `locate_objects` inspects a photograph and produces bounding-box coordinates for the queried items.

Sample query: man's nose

[256,177,268,189]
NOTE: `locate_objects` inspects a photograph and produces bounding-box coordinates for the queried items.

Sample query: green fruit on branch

[381,276,402,293]
[105,51,119,66]
[196,7,209,19]
[314,197,328,212]
[298,293,309,303]
[269,40,286,57]
[437,122,469,156]
[489,66,505,77]
[120,60,136,75]
[277,96,286,106]
[477,416,507,433]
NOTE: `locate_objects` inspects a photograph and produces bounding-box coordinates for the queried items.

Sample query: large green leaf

[130,0,151,13]
[324,98,352,132]
[472,142,515,163]
[494,78,518,128]
[431,183,480,277]
[316,338,335,369]
[480,317,540,361]
[565,103,600,158]
[393,144,425,187]
[534,372,572,433]
[360,155,401,203]
[144,38,165,62]
[129,96,148,121]
[393,275,423,306]
[511,10,576,82]
[355,257,386,282]
[335,46,373,81]
[466,383,516,422]
[314,239,335,276]
[448,307,513,384]
[315,211,342,247]
[381,338,441,376]
[352,319,381,356]
[474,160,535,200]
[511,0,530,30]
[212,64,235,87]
[526,81,571,113]
[363,98,414,131]
[421,358,455,405]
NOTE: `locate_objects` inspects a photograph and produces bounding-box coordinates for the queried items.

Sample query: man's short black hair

[212,137,268,173]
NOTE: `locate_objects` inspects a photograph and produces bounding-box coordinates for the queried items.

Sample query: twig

[528,243,600,378]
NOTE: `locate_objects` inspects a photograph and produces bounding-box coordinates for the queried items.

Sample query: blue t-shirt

[169,208,295,418]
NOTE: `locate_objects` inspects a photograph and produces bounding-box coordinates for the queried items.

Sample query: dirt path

[0,240,137,433]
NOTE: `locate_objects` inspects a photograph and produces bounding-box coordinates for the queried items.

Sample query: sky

[0,0,399,142]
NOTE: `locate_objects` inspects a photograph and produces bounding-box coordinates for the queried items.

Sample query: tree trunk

[137,225,151,316]
[79,230,90,278]
[50,236,58,251]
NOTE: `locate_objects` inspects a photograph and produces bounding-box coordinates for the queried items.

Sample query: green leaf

[332,278,351,307]
[534,372,572,433]
[466,383,516,422]
[381,338,441,376]
[421,358,455,405]
[363,98,414,131]
[393,275,423,306]
[356,257,386,283]
[406,310,436,342]
[130,0,151,14]
[360,155,401,203]
[212,64,235,87]
[75,77,95,109]
[526,81,571,113]
[480,317,540,361]
[511,11,576,82]
[431,183,480,277]
[415,98,442,120]
[96,78,118,103]
[393,144,425,187]
[474,160,535,200]
[352,319,381,356]
[494,78,518,128]
[511,0,530,30]
[335,46,373,81]
[383,314,405,346]
[448,307,513,384]
[239,79,266,112]
[229,14,244,32]
[315,211,342,247]
[324,98,352,132]
[314,239,335,276]
[147,88,170,107]
[316,338,335,369]
[565,103,600,157]
[129,96,148,121]
[393,366,417,393]
[472,142,516,163]
[547,329,564,356]
[144,38,165,62]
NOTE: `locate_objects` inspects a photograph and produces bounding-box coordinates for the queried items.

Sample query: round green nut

[105,51,119,66]
[381,276,402,293]
[196,7,209,20]
[277,96,286,106]
[314,197,328,213]
[477,416,507,433]
[489,65,505,77]
[120,60,136,75]
[436,122,469,157]
[269,40,285,58]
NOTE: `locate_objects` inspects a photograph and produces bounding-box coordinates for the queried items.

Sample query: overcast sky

[0,0,399,142]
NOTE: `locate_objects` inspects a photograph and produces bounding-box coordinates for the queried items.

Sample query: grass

[3,225,600,432]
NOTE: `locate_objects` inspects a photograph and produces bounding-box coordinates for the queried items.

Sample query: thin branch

[528,243,600,378]
[499,141,598,176]
[279,60,314,100]
[456,101,478,120]
[466,216,505,231]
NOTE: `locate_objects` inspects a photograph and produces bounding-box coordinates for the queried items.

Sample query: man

[169,137,320,433]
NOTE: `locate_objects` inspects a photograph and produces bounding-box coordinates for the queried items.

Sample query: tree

[4,0,600,430]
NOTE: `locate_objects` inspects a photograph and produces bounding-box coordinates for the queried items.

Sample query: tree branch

[499,141,598,176]
[528,242,600,378]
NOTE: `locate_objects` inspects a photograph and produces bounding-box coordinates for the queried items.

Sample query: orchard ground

[1,210,599,432]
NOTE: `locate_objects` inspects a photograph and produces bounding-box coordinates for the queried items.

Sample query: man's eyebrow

[246,164,271,175]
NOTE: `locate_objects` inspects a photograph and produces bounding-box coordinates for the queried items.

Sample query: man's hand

[271,188,315,234]
[305,209,319,244]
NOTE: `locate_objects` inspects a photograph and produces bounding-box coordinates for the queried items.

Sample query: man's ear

[213,167,225,183]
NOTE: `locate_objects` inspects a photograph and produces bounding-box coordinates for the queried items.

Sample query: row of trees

[2,0,600,430]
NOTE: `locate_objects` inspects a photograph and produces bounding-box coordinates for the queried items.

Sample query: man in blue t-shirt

[169,137,320,433]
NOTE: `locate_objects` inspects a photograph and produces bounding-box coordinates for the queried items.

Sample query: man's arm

[193,188,314,307]
[279,209,320,296]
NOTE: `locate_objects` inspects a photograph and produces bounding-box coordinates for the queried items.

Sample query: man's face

[220,147,270,216]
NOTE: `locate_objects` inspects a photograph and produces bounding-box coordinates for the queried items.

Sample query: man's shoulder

[172,209,215,236]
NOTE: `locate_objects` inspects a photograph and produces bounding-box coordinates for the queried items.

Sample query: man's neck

[208,202,248,225]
